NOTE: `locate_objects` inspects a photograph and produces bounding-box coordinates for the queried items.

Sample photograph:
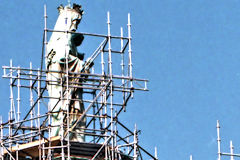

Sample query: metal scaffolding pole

[133,124,138,160]
[60,77,65,160]
[37,70,42,160]
[104,82,108,160]
[127,13,133,89]
[217,120,221,160]
[17,67,21,123]
[107,11,115,160]
[29,62,34,142]
[190,155,193,160]
[155,147,158,160]
[230,141,234,160]
[64,9,71,160]
[9,60,14,158]
[120,27,126,111]
[0,116,3,160]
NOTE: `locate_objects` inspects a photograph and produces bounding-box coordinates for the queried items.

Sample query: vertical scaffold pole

[107,11,114,160]
[37,69,42,160]
[104,85,108,160]
[190,155,193,160]
[133,124,138,160]
[44,5,52,159]
[127,13,133,90]
[60,78,65,160]
[44,4,48,64]
[100,45,104,127]
[107,12,112,76]
[17,67,21,123]
[29,62,34,141]
[155,147,158,160]
[101,45,105,75]
[0,116,3,159]
[9,59,14,152]
[217,120,221,160]
[65,9,71,160]
[120,27,126,110]
[100,44,105,129]
[40,4,47,95]
[93,96,96,143]
[114,111,117,158]
[121,27,124,77]
[9,60,14,121]
[230,141,234,160]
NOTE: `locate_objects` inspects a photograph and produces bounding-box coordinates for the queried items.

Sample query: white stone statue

[45,4,86,142]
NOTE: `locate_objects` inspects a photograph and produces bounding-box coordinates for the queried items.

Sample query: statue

[45,4,86,142]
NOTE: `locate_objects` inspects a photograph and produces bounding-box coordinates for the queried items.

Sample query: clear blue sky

[1,1,240,160]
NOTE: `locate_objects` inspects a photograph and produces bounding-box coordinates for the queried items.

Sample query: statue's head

[56,4,84,32]
[73,3,84,15]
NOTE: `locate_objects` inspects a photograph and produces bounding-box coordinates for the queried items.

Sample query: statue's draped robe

[46,6,85,142]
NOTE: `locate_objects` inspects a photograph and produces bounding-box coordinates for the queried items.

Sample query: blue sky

[1,0,240,160]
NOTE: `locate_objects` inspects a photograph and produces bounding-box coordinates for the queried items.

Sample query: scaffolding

[0,4,157,160]
[216,120,240,160]
[187,120,240,160]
